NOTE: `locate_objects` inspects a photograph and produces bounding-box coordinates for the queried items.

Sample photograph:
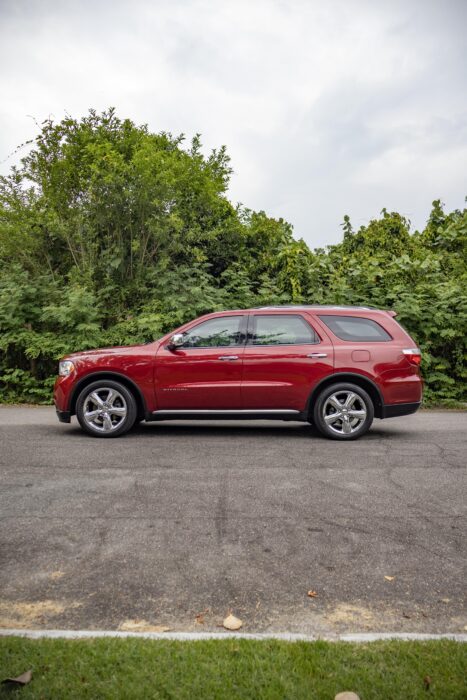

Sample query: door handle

[219,355,239,361]
[307,353,328,358]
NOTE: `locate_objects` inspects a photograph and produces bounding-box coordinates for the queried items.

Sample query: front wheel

[76,380,137,438]
[312,383,374,440]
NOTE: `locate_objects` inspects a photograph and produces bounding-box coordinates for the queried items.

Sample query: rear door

[155,314,246,409]
[241,312,334,410]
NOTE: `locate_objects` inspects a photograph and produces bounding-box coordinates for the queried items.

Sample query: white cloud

[1,0,466,246]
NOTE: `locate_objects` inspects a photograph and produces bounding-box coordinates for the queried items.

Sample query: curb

[1,629,466,642]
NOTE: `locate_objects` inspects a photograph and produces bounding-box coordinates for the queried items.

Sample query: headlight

[59,360,75,377]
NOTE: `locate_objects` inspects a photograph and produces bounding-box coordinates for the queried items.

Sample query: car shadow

[129,420,405,441]
[134,420,320,439]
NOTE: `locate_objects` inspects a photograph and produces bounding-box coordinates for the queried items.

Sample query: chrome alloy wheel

[322,390,367,435]
[82,387,127,433]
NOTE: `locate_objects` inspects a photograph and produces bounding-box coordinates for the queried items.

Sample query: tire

[76,380,137,438]
[312,382,374,440]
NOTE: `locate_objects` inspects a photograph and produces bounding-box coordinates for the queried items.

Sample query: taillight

[402,348,422,365]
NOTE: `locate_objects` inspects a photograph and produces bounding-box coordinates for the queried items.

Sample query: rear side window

[250,315,319,345]
[319,315,392,342]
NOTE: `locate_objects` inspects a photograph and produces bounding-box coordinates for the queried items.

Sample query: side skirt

[145,409,308,422]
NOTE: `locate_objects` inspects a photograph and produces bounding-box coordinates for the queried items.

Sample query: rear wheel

[312,383,374,440]
[76,380,137,438]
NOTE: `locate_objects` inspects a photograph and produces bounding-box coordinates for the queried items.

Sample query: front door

[155,314,246,409]
[242,312,334,411]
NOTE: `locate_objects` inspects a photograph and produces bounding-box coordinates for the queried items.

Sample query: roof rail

[253,304,378,311]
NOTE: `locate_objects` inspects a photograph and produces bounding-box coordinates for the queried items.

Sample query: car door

[241,312,334,411]
[155,314,246,410]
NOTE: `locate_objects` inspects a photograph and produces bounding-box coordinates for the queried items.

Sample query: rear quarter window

[318,315,392,342]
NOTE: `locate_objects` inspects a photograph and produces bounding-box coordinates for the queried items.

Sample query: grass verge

[0,637,466,699]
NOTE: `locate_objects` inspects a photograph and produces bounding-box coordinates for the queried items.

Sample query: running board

[146,409,306,422]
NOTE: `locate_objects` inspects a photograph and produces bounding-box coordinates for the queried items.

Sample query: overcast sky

[1,0,466,248]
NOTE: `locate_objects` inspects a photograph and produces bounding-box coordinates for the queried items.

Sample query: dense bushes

[0,109,466,404]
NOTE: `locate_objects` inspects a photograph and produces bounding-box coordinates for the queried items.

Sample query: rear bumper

[56,409,71,423]
[381,401,421,419]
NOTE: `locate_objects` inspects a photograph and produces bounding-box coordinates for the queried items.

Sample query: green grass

[0,638,466,699]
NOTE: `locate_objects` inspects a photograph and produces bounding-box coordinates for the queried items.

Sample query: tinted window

[183,316,244,348]
[250,315,318,345]
[319,315,392,342]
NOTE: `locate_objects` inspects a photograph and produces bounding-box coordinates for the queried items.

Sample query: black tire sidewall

[313,382,374,440]
[76,380,137,438]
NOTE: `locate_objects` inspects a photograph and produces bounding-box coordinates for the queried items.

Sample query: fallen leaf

[307,590,318,598]
[2,670,32,686]
[195,607,209,624]
[423,675,432,690]
[384,576,395,581]
[223,613,243,631]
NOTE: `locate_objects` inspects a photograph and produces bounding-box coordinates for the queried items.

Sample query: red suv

[54,305,422,440]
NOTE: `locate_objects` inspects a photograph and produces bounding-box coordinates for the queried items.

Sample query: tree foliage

[0,109,465,403]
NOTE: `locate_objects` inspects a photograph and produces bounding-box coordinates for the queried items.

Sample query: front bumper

[56,408,71,423]
[381,401,421,419]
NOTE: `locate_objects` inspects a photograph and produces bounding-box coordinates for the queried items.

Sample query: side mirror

[168,333,185,350]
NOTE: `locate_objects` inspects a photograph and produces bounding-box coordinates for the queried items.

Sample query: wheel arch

[306,373,384,419]
[70,372,147,420]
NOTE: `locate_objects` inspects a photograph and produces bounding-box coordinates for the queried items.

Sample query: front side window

[250,315,319,345]
[319,315,392,342]
[182,316,244,348]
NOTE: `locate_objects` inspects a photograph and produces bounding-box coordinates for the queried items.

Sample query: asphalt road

[0,406,466,635]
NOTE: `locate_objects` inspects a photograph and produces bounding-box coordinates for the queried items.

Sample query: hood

[64,343,153,361]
